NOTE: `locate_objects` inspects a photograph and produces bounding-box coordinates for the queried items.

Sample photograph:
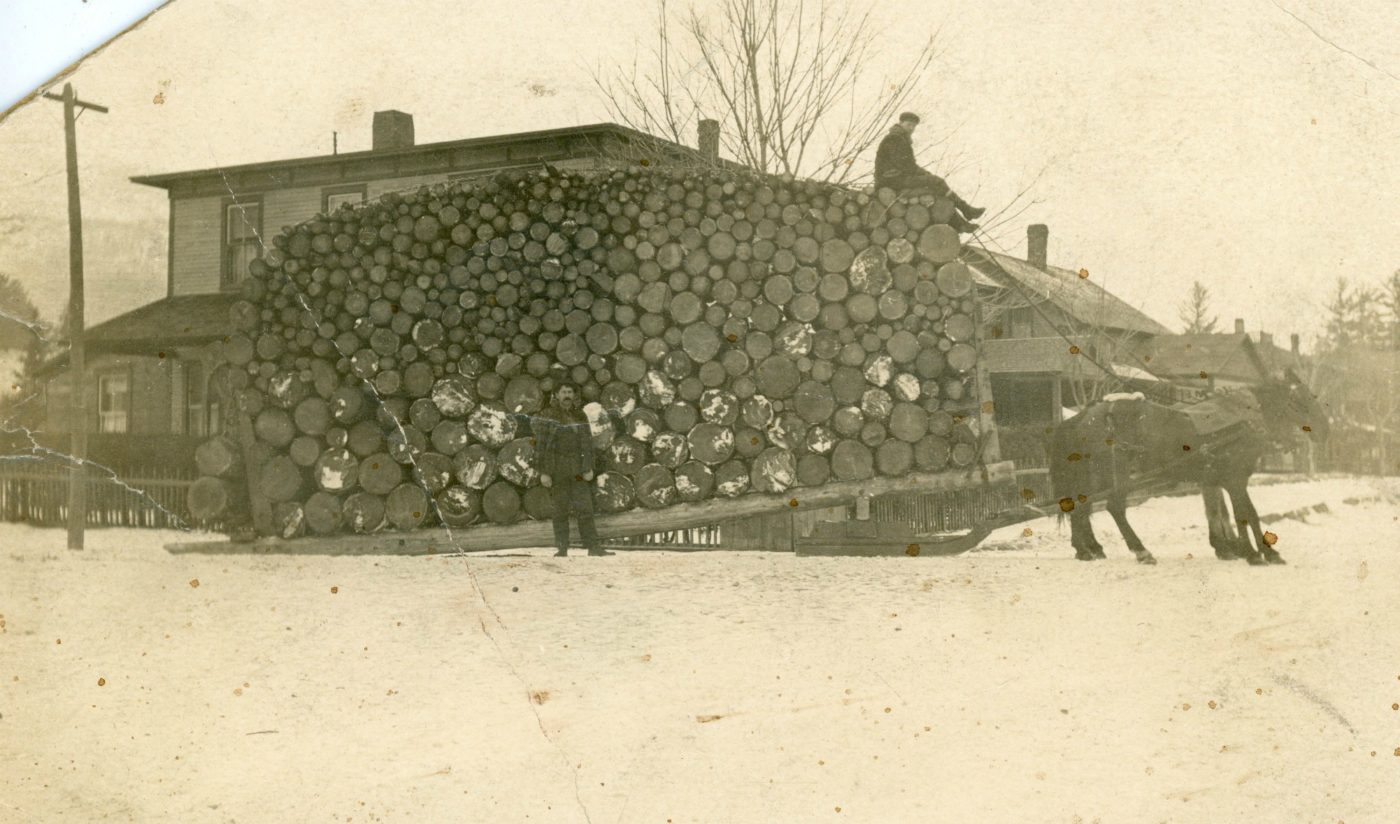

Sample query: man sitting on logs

[874,112,985,233]
[535,384,613,558]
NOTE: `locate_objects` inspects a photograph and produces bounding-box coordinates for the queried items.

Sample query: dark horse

[1047,370,1329,565]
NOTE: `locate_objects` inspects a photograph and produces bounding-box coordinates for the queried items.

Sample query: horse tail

[1046,411,1091,517]
[1046,419,1073,501]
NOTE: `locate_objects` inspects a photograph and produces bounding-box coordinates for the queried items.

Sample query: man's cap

[898,112,921,124]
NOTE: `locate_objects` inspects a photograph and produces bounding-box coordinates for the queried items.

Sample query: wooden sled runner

[167,461,1018,556]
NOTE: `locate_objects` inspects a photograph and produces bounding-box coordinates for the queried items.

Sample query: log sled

[173,166,1017,555]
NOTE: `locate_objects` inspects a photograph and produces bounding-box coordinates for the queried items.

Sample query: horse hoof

[1214,550,1237,561]
[1136,554,1157,565]
[1245,554,1267,566]
[1075,552,1095,562]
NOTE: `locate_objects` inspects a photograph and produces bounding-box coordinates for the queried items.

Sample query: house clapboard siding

[262,187,324,242]
[170,173,567,297]
[170,196,223,295]
[46,354,173,435]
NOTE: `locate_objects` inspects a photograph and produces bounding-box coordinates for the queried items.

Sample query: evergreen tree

[0,274,63,429]
[0,273,41,352]
[1322,277,1357,353]
[1177,280,1219,334]
[1381,268,1400,351]
[1351,285,1385,349]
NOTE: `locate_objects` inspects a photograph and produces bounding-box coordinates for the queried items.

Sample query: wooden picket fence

[0,456,202,530]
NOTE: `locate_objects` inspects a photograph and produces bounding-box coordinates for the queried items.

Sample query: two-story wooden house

[963,225,1172,468]
[37,112,719,471]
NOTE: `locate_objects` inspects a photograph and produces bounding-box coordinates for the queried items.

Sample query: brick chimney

[1234,318,1245,335]
[372,110,415,152]
[1027,224,1048,270]
[1291,333,1300,355]
[697,119,720,163]
[1259,331,1273,348]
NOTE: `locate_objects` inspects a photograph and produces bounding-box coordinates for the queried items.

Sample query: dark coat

[874,126,921,188]
[533,404,596,480]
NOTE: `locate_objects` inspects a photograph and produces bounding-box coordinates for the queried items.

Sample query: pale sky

[1,0,1397,349]
[0,1,169,108]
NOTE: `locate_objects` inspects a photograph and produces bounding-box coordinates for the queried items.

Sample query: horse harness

[1098,389,1267,483]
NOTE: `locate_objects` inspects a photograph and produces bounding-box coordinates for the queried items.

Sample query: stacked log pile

[187,435,247,526]
[190,167,984,537]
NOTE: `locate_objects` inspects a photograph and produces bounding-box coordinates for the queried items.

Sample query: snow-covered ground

[1,476,1397,823]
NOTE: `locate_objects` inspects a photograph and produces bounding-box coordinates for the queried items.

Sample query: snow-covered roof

[964,248,1171,337]
[1141,333,1270,383]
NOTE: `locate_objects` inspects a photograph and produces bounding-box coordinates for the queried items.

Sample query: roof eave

[129,122,711,189]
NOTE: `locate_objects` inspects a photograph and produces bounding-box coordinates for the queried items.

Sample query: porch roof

[39,293,238,375]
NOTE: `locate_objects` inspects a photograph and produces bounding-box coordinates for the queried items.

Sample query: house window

[990,375,1058,425]
[97,372,130,434]
[170,362,186,435]
[322,184,367,215]
[175,360,222,437]
[1007,307,1036,338]
[447,166,536,184]
[222,198,263,290]
[186,360,208,437]
[207,371,223,437]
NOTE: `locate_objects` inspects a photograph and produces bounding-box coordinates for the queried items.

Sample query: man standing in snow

[874,112,985,232]
[534,384,613,557]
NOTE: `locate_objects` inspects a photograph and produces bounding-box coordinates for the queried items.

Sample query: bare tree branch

[593,0,941,184]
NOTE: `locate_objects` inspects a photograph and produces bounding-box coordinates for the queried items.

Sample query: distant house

[1138,318,1306,390]
[36,113,723,470]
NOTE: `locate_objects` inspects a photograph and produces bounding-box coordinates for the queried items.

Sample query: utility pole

[43,83,107,550]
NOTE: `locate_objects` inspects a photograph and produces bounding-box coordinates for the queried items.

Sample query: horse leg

[1069,506,1104,561]
[1085,507,1107,560]
[1068,508,1092,561]
[1245,501,1286,564]
[1224,482,1271,566]
[1202,484,1241,560]
[1107,490,1156,565]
